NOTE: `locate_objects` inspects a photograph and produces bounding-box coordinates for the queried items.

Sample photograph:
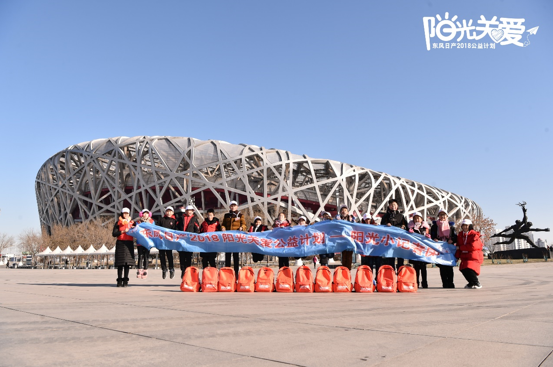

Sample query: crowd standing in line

[114,199,483,290]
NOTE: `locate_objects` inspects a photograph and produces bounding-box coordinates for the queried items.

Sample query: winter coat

[408,220,431,237]
[249,224,268,232]
[380,209,407,229]
[180,214,200,233]
[222,210,246,231]
[273,219,290,228]
[112,221,135,267]
[456,230,484,275]
[430,221,458,243]
[158,215,177,230]
[201,218,222,233]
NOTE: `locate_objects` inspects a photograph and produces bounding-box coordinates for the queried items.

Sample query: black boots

[170,269,175,279]
[116,278,123,287]
[122,277,129,287]
[162,269,167,279]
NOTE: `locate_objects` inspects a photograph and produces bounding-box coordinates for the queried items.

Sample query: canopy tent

[84,245,97,255]
[49,246,63,256]
[37,247,53,257]
[61,247,73,255]
[73,245,85,254]
[96,244,109,254]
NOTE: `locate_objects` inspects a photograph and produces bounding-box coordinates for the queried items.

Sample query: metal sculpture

[492,202,550,248]
[35,136,481,230]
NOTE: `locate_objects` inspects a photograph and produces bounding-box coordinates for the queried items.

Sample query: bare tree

[0,232,16,255]
[18,229,45,265]
[44,219,115,251]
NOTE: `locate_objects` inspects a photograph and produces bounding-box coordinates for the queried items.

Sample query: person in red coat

[456,219,484,289]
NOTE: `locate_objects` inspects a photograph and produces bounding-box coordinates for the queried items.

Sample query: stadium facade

[35,136,481,230]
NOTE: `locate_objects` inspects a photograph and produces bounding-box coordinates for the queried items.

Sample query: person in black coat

[178,205,200,279]
[430,208,458,288]
[111,208,135,287]
[380,199,408,270]
[158,207,177,279]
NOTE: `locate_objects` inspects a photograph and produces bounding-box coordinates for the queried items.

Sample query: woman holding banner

[135,209,154,279]
[430,208,457,288]
[112,208,135,287]
[407,212,430,288]
[273,212,291,268]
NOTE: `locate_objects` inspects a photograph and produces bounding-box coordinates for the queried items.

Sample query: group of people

[112,199,484,290]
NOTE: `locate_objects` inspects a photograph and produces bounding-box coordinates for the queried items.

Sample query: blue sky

[0,0,551,249]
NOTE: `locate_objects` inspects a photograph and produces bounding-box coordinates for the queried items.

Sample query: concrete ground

[1,263,552,367]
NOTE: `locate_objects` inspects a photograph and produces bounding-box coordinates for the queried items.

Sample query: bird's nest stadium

[35,136,481,230]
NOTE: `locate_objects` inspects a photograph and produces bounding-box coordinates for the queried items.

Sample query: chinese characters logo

[423,12,539,51]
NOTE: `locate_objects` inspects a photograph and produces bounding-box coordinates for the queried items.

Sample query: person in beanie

[360,213,381,275]
[111,208,135,287]
[158,206,177,279]
[272,212,291,268]
[178,205,200,279]
[430,208,458,288]
[249,216,268,263]
[135,209,154,279]
[221,200,246,275]
[380,199,407,270]
[200,208,221,268]
[456,219,484,289]
[407,212,431,288]
[335,204,357,270]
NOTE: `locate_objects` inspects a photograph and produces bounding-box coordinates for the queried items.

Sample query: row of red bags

[180,264,418,293]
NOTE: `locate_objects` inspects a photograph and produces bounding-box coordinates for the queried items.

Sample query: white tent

[84,245,97,255]
[149,247,159,255]
[96,244,109,254]
[73,245,85,254]
[50,246,63,256]
[61,247,74,255]
[37,247,53,257]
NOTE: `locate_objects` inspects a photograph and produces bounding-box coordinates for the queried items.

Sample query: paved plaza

[1,263,552,367]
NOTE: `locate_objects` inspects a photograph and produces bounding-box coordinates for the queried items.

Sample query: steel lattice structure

[36,136,481,230]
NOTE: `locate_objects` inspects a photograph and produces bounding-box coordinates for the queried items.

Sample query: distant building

[536,238,548,248]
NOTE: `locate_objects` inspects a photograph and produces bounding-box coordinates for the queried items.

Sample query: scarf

[437,220,450,240]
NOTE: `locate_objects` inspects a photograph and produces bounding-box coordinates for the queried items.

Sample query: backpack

[397,265,418,292]
[180,266,200,292]
[237,266,255,292]
[377,265,397,293]
[255,267,275,292]
[354,265,374,293]
[275,266,294,292]
[295,265,314,293]
[201,267,219,292]
[332,266,352,292]
[218,267,236,292]
[314,266,333,292]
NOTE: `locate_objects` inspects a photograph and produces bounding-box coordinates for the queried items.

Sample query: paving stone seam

[539,349,553,367]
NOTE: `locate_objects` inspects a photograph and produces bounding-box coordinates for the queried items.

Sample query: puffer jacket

[455,230,484,275]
